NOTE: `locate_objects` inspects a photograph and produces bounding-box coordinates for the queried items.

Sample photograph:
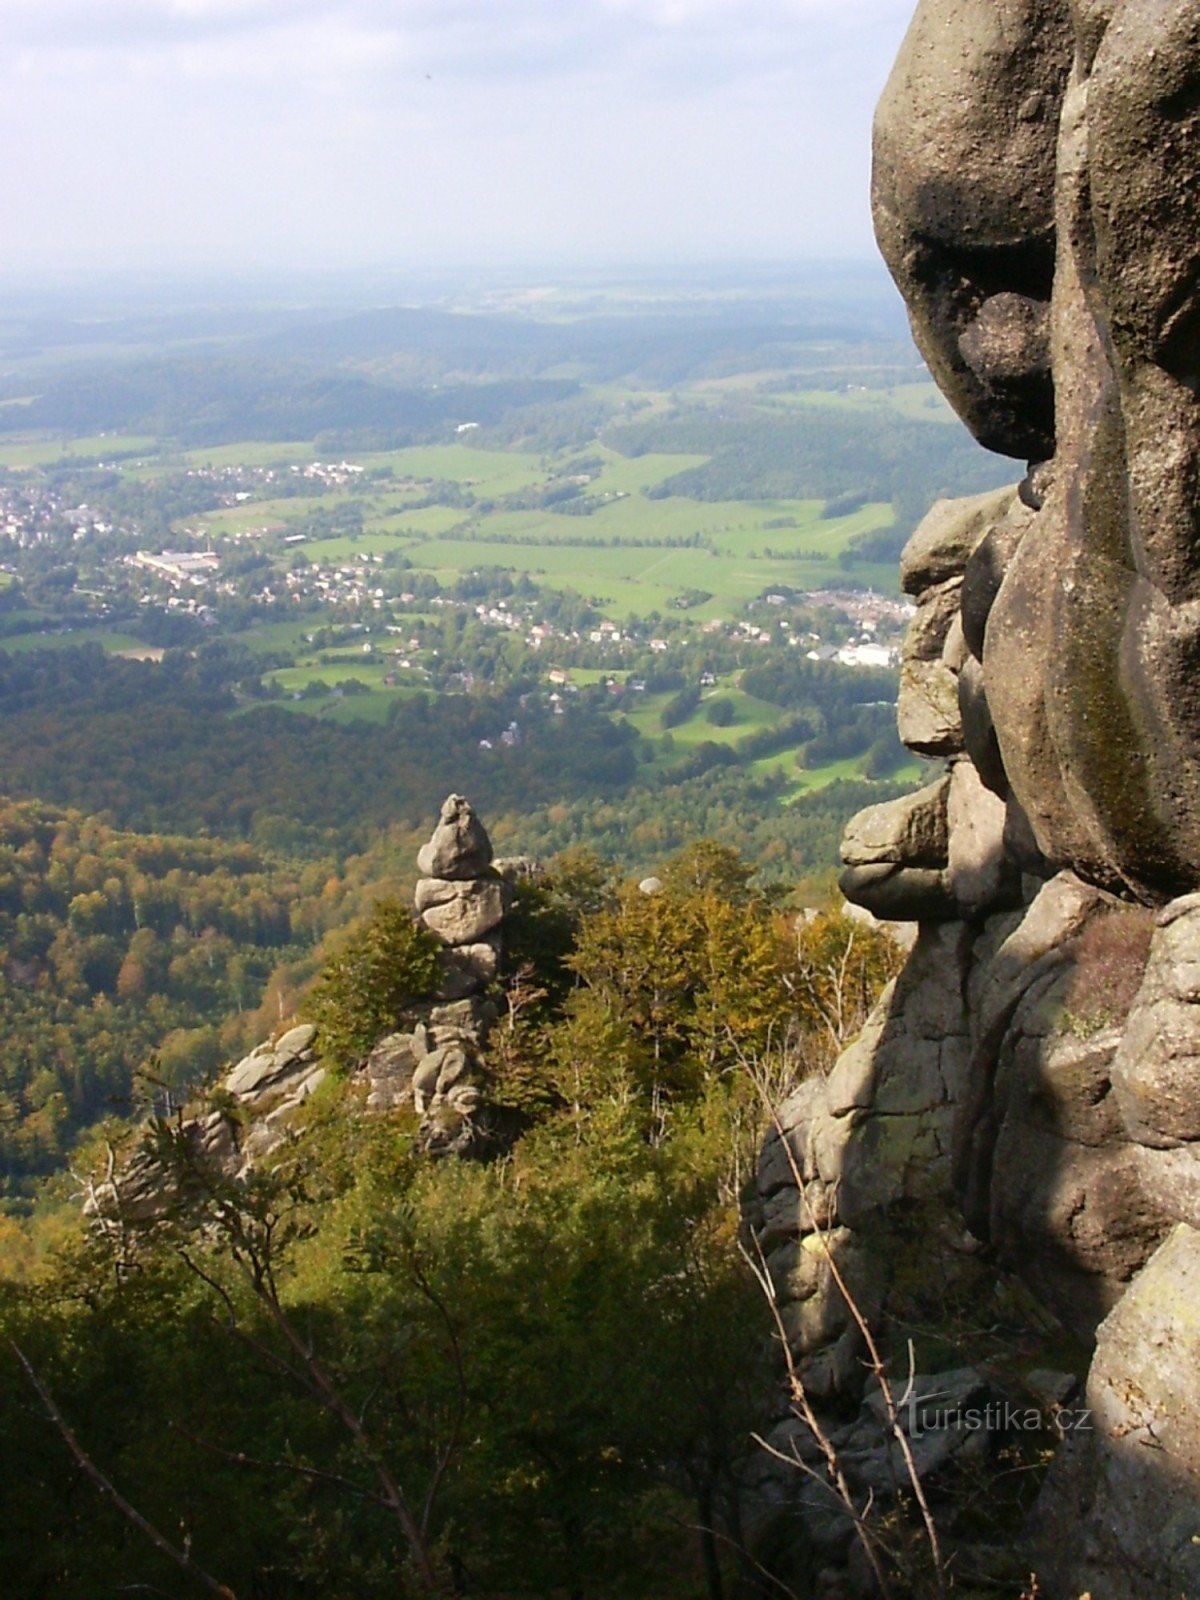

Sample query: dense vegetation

[0,643,917,867]
[0,276,997,1598]
[0,800,343,1187]
[0,844,903,1599]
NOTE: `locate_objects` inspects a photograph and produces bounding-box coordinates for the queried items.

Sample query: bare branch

[12,1342,237,1600]
[748,1066,947,1599]
[172,1424,389,1509]
[738,1233,896,1600]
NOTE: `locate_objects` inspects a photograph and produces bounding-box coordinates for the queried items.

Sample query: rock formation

[365,794,513,1155]
[750,4,1200,1593]
[96,797,515,1222]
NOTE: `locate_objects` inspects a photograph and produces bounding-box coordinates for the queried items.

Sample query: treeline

[741,653,898,711]
[492,769,920,889]
[0,645,639,846]
[0,800,328,1187]
[0,642,920,898]
[607,401,1013,539]
[6,355,580,449]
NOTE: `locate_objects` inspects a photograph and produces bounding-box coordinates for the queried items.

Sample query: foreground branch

[12,1342,236,1600]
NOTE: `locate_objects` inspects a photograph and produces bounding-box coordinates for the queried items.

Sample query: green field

[774,382,957,425]
[0,433,159,469]
[415,535,894,618]
[0,627,148,654]
[618,683,787,750]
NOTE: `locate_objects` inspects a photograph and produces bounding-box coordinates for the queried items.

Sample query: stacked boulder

[362,795,512,1156]
[92,798,517,1233]
[416,794,508,1001]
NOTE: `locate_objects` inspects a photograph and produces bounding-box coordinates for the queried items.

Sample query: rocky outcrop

[757,3,1200,1589]
[412,794,510,1008]
[94,1023,327,1221]
[94,798,518,1223]
[1030,1223,1200,1596]
[363,795,511,1154]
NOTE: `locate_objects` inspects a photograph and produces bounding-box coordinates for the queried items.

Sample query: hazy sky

[0,0,917,277]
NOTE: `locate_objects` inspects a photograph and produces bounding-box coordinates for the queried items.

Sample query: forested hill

[0,644,912,868]
[0,844,904,1598]
[0,799,336,1184]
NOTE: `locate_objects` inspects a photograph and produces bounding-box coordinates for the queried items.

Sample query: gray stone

[840,775,949,869]
[413,1043,476,1112]
[896,659,963,757]
[1032,1226,1200,1600]
[898,489,1022,598]
[901,577,963,663]
[874,0,1068,457]
[223,1043,278,1099]
[945,758,1013,916]
[273,1022,317,1067]
[427,996,497,1039]
[416,794,493,880]
[435,936,501,1000]
[225,1025,318,1104]
[1112,897,1200,1147]
[364,1032,425,1111]
[416,877,507,947]
[838,863,957,923]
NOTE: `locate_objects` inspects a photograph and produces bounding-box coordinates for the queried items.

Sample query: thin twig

[739,1236,895,1600]
[171,1424,388,1507]
[12,1343,236,1600]
[752,1072,947,1598]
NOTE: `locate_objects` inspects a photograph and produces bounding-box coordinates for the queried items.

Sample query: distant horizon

[0,256,904,328]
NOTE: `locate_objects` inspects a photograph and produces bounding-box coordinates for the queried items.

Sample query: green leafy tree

[306,898,441,1067]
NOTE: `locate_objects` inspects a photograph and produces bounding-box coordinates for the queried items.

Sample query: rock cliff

[749,4,1200,1593]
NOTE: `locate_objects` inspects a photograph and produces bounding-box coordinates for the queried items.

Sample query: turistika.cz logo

[909,1394,1092,1438]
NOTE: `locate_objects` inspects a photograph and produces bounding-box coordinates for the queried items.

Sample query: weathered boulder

[899,489,1022,598]
[896,659,962,757]
[225,1023,319,1103]
[416,794,494,880]
[945,758,1014,916]
[364,1030,428,1112]
[436,936,501,1001]
[1111,894,1200,1148]
[873,0,1069,458]
[841,765,1018,923]
[840,775,949,869]
[1031,1225,1200,1599]
[415,876,508,947]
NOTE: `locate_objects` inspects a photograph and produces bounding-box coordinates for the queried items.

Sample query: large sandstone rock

[896,659,963,757]
[899,489,1020,597]
[873,2,1069,459]
[1031,1225,1200,1600]
[435,936,500,1001]
[840,775,949,869]
[415,876,508,947]
[1111,894,1200,1148]
[416,794,494,880]
[760,0,1200,1584]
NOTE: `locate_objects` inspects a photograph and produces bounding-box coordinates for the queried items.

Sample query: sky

[0,0,918,278]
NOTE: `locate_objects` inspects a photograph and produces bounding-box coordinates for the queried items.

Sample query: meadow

[186,437,900,618]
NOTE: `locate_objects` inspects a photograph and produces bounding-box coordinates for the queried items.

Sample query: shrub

[306,898,441,1067]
